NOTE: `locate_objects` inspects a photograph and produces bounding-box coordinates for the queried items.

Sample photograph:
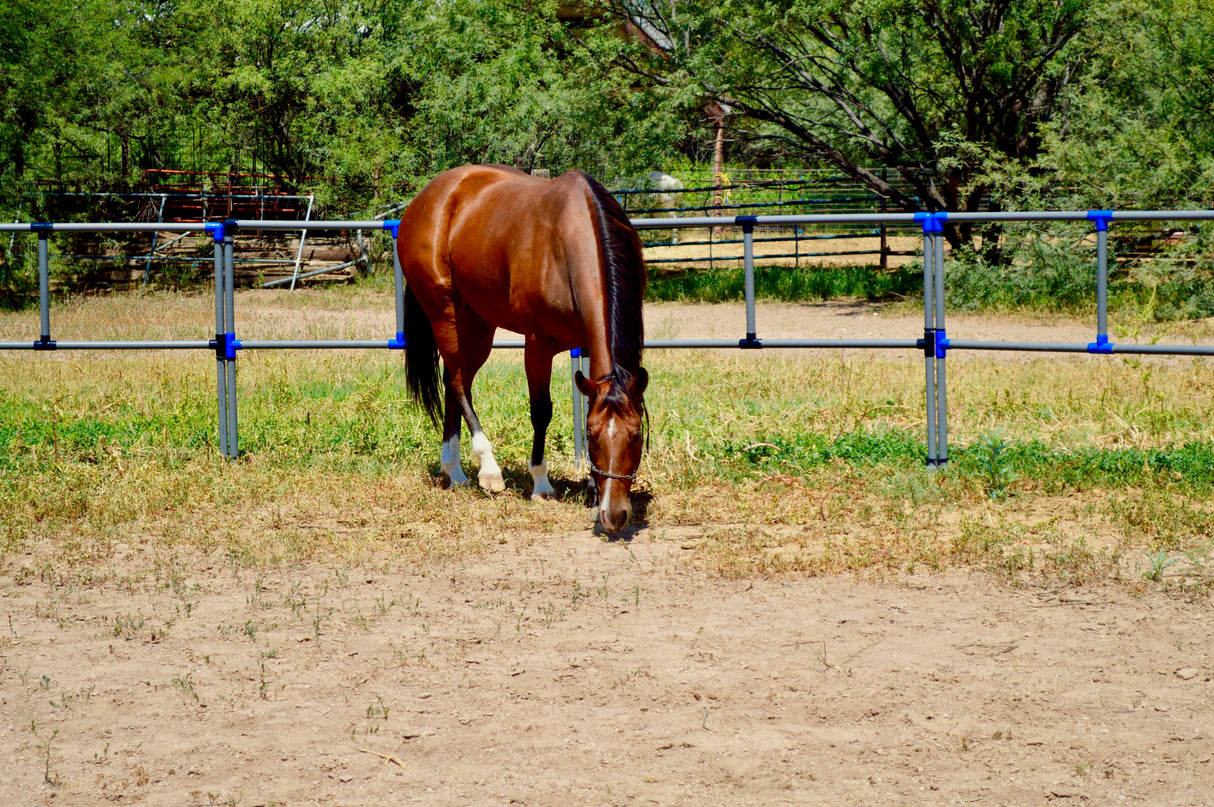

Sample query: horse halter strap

[588,460,638,482]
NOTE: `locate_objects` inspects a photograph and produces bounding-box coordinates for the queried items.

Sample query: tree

[607,0,1099,247]
[1036,0,1214,209]
[391,0,687,193]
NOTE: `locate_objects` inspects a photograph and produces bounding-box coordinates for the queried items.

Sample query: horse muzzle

[598,499,633,535]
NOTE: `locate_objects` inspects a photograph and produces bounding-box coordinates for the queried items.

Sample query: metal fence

[4,210,1214,470]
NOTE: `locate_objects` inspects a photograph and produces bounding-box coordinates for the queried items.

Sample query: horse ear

[575,371,597,400]
[631,367,649,397]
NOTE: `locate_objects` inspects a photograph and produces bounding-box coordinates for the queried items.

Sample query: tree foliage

[609,0,1102,245]
[2,0,1214,229]
[0,0,685,217]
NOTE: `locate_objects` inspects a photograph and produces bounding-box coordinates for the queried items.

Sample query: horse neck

[576,171,644,382]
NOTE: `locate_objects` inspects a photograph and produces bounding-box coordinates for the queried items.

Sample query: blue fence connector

[1088,334,1114,354]
[571,347,582,358]
[1087,210,1114,232]
[383,219,401,239]
[31,222,53,232]
[736,215,757,232]
[388,332,406,349]
[934,328,950,359]
[206,222,224,243]
[212,332,243,360]
[914,211,947,234]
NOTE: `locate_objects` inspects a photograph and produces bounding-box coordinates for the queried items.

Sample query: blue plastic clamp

[205,222,224,243]
[571,347,582,358]
[383,219,401,239]
[1087,334,1114,354]
[736,215,757,231]
[213,332,242,360]
[914,211,948,234]
[934,328,950,359]
[388,332,407,349]
[31,222,53,232]
[1087,210,1114,232]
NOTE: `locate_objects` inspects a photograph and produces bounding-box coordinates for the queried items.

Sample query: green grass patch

[646,264,921,303]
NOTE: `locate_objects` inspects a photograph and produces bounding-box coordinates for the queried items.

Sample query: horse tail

[403,286,443,427]
[580,172,647,377]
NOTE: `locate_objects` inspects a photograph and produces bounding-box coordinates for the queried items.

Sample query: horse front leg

[525,342,557,501]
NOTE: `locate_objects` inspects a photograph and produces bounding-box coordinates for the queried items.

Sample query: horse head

[575,367,648,534]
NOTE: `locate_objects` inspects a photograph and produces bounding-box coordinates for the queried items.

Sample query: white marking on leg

[472,430,505,492]
[471,431,501,477]
[530,461,555,501]
[441,436,469,486]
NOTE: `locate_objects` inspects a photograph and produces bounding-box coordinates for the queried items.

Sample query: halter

[588,460,638,482]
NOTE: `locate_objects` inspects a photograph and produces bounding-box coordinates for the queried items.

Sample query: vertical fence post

[223,221,240,460]
[571,348,587,468]
[34,224,53,348]
[918,213,936,467]
[384,220,406,349]
[739,216,761,348]
[210,222,229,458]
[917,212,949,469]
[1088,210,1114,354]
[933,223,949,466]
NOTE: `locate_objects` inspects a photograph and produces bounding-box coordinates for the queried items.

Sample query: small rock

[1175,668,1200,681]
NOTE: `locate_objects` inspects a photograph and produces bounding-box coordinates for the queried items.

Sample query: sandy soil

[4,296,1214,806]
[2,536,1212,806]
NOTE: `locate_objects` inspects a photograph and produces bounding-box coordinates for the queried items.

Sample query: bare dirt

[4,297,1214,806]
[3,537,1213,806]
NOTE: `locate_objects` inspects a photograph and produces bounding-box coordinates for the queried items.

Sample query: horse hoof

[479,473,506,494]
[531,490,557,503]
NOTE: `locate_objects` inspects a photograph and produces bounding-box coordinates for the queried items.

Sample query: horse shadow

[497,467,653,542]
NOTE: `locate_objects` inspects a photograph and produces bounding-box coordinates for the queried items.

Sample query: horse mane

[579,171,646,399]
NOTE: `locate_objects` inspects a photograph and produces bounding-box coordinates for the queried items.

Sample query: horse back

[398,165,604,347]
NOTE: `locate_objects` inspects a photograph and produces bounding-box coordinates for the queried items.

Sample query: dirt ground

[2,535,1212,807]
[4,298,1214,806]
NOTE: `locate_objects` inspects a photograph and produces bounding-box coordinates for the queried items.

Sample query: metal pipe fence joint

[1087,210,1114,231]
[1088,334,1114,354]
[388,332,406,350]
[914,211,948,233]
[921,328,950,358]
[210,332,242,361]
[382,219,401,239]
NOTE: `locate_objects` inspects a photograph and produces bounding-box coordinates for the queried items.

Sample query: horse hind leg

[438,361,505,494]
[454,313,506,494]
[439,373,469,488]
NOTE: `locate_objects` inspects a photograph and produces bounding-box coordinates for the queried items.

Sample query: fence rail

[4,209,1214,471]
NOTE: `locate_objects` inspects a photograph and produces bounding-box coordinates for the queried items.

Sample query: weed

[31,721,59,784]
[1144,549,1180,583]
[171,672,199,703]
[113,614,146,641]
[975,433,1017,500]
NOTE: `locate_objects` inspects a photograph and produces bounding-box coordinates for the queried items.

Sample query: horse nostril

[601,504,633,534]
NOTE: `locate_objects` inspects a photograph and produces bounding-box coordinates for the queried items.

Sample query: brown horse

[396,164,648,534]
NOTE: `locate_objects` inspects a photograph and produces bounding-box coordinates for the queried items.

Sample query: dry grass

[3,286,1214,596]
